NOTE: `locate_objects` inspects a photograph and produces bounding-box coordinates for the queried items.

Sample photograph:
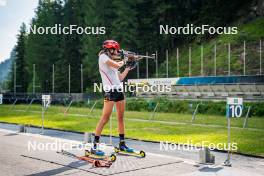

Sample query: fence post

[228,43,231,76]
[33,64,35,94]
[81,64,83,93]
[177,48,179,77]
[214,43,217,76]
[189,47,192,77]
[192,103,200,122]
[149,102,159,121]
[260,40,262,75]
[137,60,140,79]
[14,62,16,94]
[146,52,148,79]
[243,41,246,75]
[68,64,71,94]
[201,45,203,76]
[52,64,55,94]
[243,106,251,128]
[166,49,169,78]
[156,50,158,78]
[89,100,98,116]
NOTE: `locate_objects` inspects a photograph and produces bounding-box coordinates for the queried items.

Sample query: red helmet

[103,40,120,50]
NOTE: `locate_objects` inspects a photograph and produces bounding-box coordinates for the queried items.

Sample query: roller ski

[57,150,112,167]
[114,140,146,158]
[84,145,116,162]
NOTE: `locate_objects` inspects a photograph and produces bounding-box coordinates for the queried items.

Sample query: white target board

[226,97,243,118]
[42,95,51,108]
[0,94,3,104]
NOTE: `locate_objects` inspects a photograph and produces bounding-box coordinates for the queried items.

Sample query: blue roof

[176,75,264,85]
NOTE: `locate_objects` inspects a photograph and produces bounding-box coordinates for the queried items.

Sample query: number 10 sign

[226,97,243,118]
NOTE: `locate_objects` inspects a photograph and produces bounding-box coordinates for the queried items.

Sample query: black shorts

[103,89,124,102]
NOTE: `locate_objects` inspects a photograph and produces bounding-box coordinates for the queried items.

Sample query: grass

[0,104,263,156]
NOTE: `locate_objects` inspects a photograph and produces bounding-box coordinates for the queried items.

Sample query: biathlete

[91,40,135,156]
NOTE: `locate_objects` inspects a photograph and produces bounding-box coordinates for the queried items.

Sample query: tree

[8,23,28,93]
[26,0,64,93]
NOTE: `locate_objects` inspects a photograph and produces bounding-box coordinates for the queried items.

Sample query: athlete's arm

[118,68,130,81]
[106,60,124,69]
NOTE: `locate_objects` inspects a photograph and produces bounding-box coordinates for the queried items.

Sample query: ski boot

[114,141,146,158]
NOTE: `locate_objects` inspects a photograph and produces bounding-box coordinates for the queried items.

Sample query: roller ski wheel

[114,147,120,153]
[139,150,146,158]
[110,153,117,162]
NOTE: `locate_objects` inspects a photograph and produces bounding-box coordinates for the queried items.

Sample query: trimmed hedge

[71,98,264,117]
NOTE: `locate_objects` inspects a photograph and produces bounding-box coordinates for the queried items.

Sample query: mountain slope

[0,58,12,82]
[160,17,264,77]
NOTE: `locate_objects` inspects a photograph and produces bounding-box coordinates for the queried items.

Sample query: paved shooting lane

[0,128,194,176]
[0,123,263,176]
[0,130,100,176]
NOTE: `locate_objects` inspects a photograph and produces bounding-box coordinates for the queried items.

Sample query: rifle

[119,50,156,61]
[116,50,156,70]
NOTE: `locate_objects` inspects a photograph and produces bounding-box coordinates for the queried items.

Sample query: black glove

[126,60,137,70]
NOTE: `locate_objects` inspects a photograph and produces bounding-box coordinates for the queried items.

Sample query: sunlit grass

[0,104,263,156]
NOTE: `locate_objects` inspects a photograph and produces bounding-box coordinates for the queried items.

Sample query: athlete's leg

[115,100,125,135]
[91,100,114,155]
[115,99,133,152]
[94,100,115,137]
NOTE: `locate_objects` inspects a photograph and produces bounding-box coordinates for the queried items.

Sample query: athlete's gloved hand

[123,53,136,69]
[126,60,137,70]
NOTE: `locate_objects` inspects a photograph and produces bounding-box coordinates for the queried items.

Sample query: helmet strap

[100,48,116,59]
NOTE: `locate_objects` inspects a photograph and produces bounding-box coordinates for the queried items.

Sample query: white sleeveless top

[98,53,123,91]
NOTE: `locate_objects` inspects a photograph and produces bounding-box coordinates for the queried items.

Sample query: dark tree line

[7,0,252,93]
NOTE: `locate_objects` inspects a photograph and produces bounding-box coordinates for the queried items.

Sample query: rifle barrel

[136,55,155,59]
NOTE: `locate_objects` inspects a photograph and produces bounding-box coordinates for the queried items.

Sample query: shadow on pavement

[25,160,98,176]
[199,166,223,172]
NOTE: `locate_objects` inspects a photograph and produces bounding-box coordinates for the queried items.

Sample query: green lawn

[0,104,263,157]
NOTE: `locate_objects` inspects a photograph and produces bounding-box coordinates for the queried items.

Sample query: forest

[5,0,261,93]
